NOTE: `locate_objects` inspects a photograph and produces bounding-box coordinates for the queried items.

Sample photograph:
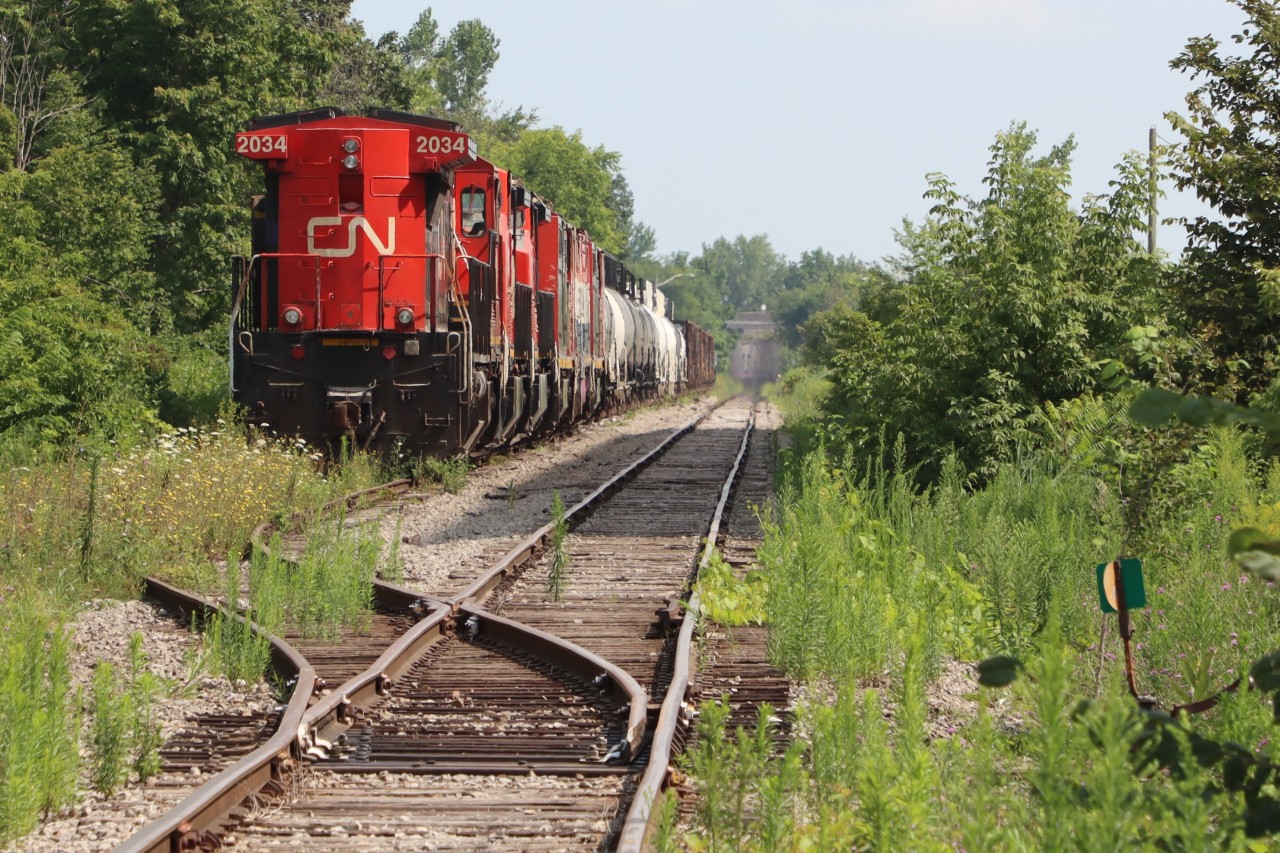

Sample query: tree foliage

[490,127,629,254]
[71,0,347,332]
[816,125,1170,480]
[695,234,787,312]
[1167,0,1280,396]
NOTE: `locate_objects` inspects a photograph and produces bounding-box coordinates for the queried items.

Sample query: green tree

[27,142,161,321]
[435,18,498,120]
[1167,0,1280,397]
[319,26,413,113]
[818,125,1169,480]
[771,249,888,350]
[695,235,786,311]
[490,127,627,254]
[384,11,532,146]
[72,0,346,332]
[0,0,82,171]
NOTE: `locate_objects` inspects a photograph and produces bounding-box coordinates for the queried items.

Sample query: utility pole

[1148,126,1158,256]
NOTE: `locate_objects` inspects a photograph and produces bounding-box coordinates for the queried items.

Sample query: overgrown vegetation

[2,422,376,602]
[0,595,78,843]
[694,548,767,627]
[546,490,570,601]
[682,424,1280,847]
[0,419,381,838]
[678,4,1280,842]
[415,455,471,494]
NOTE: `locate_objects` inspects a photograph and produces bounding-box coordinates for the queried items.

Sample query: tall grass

[681,619,1241,849]
[682,423,1280,848]
[0,593,78,843]
[205,519,381,681]
[414,455,470,494]
[204,565,272,685]
[287,516,379,639]
[1,422,381,602]
[0,421,385,843]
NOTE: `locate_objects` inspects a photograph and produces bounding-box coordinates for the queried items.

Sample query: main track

[119,397,765,852]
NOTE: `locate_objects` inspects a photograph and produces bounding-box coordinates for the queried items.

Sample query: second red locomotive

[230,108,713,455]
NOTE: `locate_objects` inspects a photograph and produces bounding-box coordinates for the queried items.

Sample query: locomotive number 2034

[236,134,287,155]
[416,134,468,155]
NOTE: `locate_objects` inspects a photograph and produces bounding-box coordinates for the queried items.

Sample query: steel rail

[456,404,715,605]
[301,402,719,758]
[460,604,649,763]
[116,578,316,853]
[617,406,756,852]
[116,401,725,852]
[297,606,452,758]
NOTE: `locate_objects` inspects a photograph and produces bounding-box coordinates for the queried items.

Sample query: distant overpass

[727,311,781,386]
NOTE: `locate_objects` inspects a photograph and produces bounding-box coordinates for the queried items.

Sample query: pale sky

[349,0,1250,265]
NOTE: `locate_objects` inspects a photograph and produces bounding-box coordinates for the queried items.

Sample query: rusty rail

[459,604,649,762]
[118,578,316,853]
[117,401,724,852]
[617,407,756,852]
[457,404,713,605]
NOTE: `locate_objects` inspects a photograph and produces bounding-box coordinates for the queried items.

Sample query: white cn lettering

[306,216,397,258]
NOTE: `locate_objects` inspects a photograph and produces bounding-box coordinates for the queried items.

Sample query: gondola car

[230,108,713,456]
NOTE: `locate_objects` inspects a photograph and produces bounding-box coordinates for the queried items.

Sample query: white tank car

[644,282,682,396]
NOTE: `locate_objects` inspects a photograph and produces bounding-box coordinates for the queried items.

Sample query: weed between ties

[546,490,570,601]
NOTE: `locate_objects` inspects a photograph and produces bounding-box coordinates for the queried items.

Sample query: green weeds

[2,421,382,603]
[127,633,164,782]
[415,455,470,494]
[678,423,1280,848]
[695,548,767,626]
[546,491,570,601]
[89,662,129,795]
[206,518,381,681]
[0,594,78,843]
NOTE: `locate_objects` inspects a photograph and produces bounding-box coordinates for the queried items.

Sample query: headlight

[342,138,360,154]
[396,307,414,326]
[282,307,302,326]
[342,154,359,170]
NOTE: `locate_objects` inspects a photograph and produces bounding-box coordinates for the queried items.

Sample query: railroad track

[120,396,765,852]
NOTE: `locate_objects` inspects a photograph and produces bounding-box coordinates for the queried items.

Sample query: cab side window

[461,188,486,237]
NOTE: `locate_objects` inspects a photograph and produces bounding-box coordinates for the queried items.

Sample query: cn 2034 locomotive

[230,108,714,456]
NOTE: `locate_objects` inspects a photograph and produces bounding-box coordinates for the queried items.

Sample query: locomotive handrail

[447,277,474,403]
[238,252,330,333]
[228,251,332,395]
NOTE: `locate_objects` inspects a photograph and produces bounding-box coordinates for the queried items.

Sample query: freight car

[229,108,713,456]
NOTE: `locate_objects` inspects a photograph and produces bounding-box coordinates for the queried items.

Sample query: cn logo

[306,216,396,258]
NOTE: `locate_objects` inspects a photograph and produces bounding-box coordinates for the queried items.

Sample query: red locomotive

[230,108,713,455]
